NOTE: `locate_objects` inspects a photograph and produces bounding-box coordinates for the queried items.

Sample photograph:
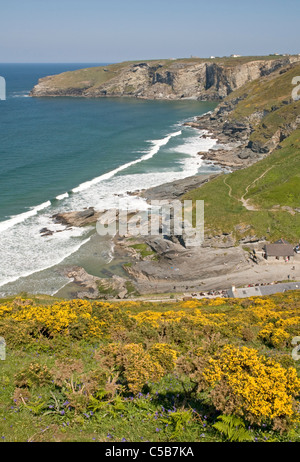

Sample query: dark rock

[247,140,270,153]
[40,229,54,237]
[40,227,50,234]
[223,122,249,135]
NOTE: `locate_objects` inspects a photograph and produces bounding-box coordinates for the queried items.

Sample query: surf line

[0,130,182,235]
[0,201,51,234]
[72,130,182,193]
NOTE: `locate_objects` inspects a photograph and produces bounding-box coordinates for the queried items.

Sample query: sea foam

[72,130,182,193]
[0,126,217,292]
[0,201,51,233]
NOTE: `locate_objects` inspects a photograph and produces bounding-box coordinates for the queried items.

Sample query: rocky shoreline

[184,105,267,170]
[46,112,263,298]
[48,85,299,299]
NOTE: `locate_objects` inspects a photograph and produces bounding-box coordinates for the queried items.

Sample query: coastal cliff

[30,55,300,100]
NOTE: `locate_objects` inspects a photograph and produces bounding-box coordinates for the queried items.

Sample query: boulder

[52,207,100,227]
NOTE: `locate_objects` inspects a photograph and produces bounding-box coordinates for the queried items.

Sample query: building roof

[264,243,294,257]
[228,282,300,298]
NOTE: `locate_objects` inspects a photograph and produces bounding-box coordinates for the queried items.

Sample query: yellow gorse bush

[99,342,177,394]
[148,343,178,372]
[131,308,225,329]
[120,343,165,393]
[8,300,105,338]
[203,345,300,425]
[0,293,300,433]
[0,305,13,317]
[208,298,227,306]
[1,294,299,346]
[258,323,290,348]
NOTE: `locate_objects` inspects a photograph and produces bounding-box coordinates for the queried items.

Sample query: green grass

[183,129,300,243]
[180,59,300,244]
[1,292,300,442]
[229,130,300,208]
[39,62,130,91]
[0,351,215,443]
[227,63,300,118]
[125,281,140,297]
[129,243,158,259]
[96,283,119,298]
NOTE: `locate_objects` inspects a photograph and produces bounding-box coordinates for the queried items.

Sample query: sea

[0,63,220,296]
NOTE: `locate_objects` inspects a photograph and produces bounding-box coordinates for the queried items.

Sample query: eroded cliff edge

[30,56,300,100]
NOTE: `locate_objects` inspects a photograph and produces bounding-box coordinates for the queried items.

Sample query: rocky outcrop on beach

[52,207,101,227]
[121,235,249,293]
[64,266,133,299]
[30,56,300,101]
[141,173,219,201]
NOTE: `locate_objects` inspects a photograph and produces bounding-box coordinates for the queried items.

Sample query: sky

[1,0,300,63]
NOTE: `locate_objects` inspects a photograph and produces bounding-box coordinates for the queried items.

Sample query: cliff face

[30,56,300,100]
[184,61,300,169]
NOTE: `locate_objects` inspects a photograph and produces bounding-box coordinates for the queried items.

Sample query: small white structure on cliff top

[230,54,242,58]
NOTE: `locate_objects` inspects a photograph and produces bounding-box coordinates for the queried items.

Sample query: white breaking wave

[72,130,182,193]
[0,217,91,288]
[10,91,30,98]
[0,131,183,236]
[0,201,51,233]
[56,192,69,200]
[0,126,217,291]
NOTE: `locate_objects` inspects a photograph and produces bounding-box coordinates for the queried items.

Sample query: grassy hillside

[184,63,300,243]
[0,293,300,442]
[38,62,132,91]
[227,63,300,145]
[184,130,300,242]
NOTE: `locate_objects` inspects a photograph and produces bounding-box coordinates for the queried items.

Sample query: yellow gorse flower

[8,300,105,338]
[203,345,300,424]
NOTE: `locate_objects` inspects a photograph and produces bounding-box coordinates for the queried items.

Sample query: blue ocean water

[0,63,218,293]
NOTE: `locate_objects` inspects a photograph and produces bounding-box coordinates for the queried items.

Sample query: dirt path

[223,176,233,199]
[240,166,274,210]
[223,166,274,211]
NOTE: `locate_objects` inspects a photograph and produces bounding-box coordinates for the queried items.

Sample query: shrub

[258,323,290,348]
[148,343,178,372]
[202,345,300,430]
[15,362,53,388]
[241,326,255,342]
[10,300,105,339]
[95,343,169,394]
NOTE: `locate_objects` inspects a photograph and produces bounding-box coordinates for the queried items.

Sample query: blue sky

[1,0,300,62]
